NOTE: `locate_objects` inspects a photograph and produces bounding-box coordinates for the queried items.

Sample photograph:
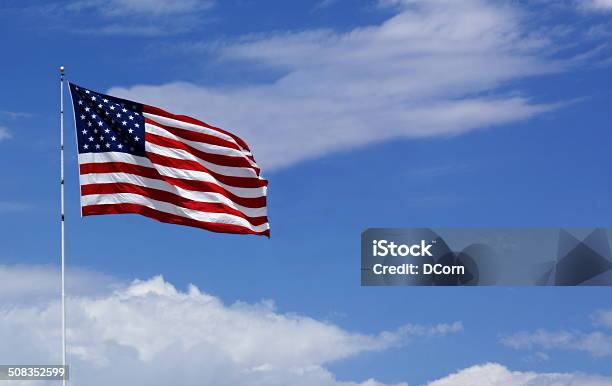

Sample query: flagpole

[59,65,67,386]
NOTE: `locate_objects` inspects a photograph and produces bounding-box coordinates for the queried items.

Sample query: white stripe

[78,152,267,193]
[145,142,259,178]
[80,172,267,217]
[145,122,260,169]
[79,151,146,165]
[82,193,270,233]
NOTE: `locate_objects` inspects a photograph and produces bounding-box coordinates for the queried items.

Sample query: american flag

[69,83,269,237]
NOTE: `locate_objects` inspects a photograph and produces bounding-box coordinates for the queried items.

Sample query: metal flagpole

[59,65,67,386]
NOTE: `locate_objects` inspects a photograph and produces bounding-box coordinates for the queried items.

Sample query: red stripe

[80,162,267,208]
[82,203,270,237]
[143,105,251,152]
[146,132,260,174]
[145,152,266,189]
[81,183,268,226]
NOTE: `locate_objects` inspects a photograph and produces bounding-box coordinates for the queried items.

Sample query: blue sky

[1,1,612,385]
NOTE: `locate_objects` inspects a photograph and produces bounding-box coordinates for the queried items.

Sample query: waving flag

[69,83,269,236]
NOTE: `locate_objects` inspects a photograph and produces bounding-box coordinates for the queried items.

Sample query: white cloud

[66,0,214,17]
[0,266,459,386]
[501,329,612,358]
[1,265,610,386]
[0,202,29,213]
[0,110,32,119]
[593,308,612,329]
[61,0,215,35]
[501,309,612,358]
[579,0,612,11]
[110,0,563,170]
[425,363,612,386]
[313,0,341,11]
[0,126,11,141]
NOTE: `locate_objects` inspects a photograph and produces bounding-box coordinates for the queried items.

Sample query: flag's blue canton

[69,83,145,156]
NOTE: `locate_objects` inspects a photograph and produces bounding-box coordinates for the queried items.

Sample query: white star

[133,112,139,115]
[117,144,123,149]
[116,113,121,118]
[128,115,133,120]
[111,136,116,141]
[83,144,89,149]
[93,129,98,134]
[134,123,139,128]
[85,90,90,94]
[128,129,133,134]
[134,136,140,141]
[91,96,96,101]
[85,107,90,112]
[98,104,103,109]
[78,100,83,105]
[110,105,115,110]
[87,121,92,127]
[103,98,109,103]
[122,121,127,126]
[97,121,103,126]
[80,115,85,120]
[88,136,94,141]
[81,129,87,135]
[91,114,96,119]
[99,136,104,141]
[122,108,127,113]
[104,128,110,134]
[106,143,111,148]
[95,144,100,149]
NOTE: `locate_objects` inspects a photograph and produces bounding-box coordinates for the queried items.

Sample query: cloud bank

[1,265,610,385]
[110,0,562,170]
[0,267,458,386]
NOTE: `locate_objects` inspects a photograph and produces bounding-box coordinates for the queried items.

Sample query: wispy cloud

[65,0,214,16]
[313,0,341,11]
[0,110,33,119]
[593,308,612,329]
[502,309,612,358]
[111,0,567,170]
[425,363,612,386]
[56,0,216,35]
[502,329,612,357]
[0,127,10,141]
[0,201,28,212]
[579,0,612,12]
